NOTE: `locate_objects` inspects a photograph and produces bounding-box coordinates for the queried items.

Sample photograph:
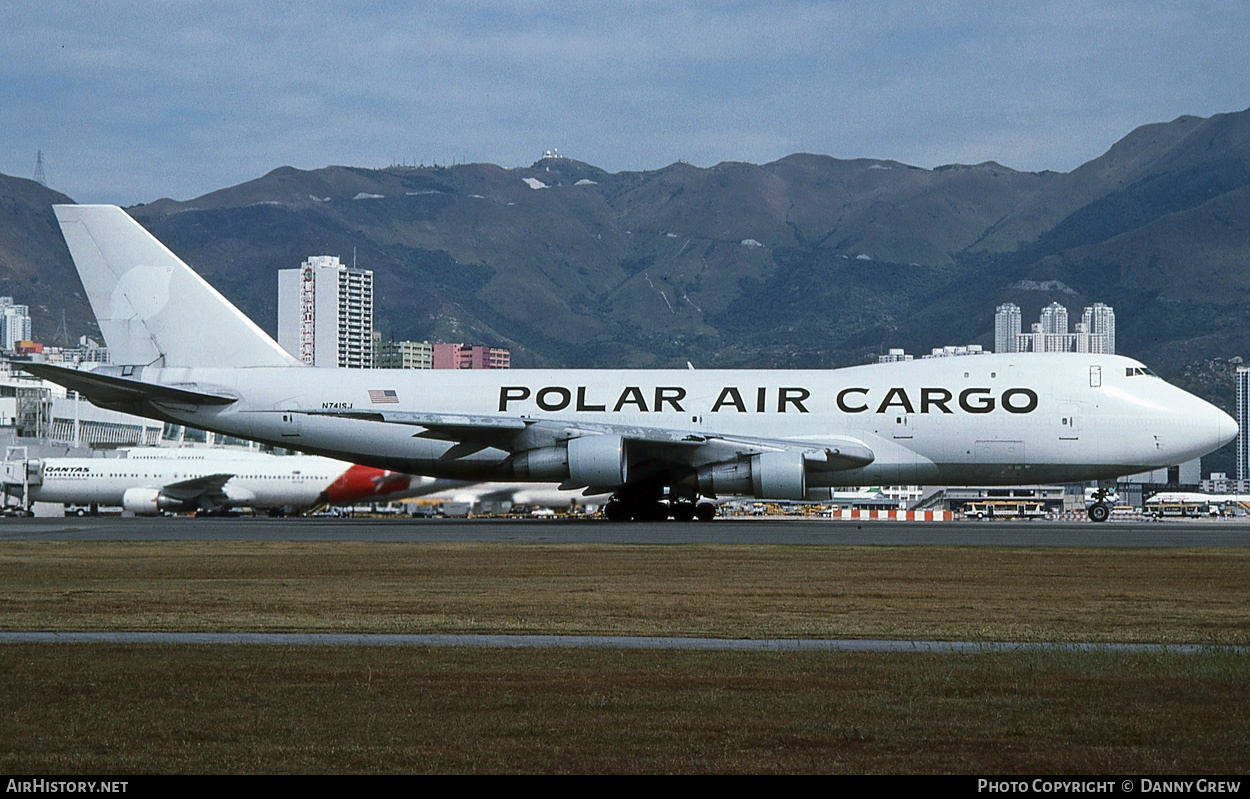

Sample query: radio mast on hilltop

[33,151,47,186]
[55,310,71,347]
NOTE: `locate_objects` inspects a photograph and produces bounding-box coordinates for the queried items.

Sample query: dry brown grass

[2,645,1247,774]
[1,542,1249,643]
[2,541,1248,773]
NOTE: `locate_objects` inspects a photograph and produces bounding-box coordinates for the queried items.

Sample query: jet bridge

[1,447,41,514]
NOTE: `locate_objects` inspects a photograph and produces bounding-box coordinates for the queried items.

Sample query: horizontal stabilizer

[22,363,237,408]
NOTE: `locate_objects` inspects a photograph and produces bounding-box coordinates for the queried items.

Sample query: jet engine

[121,487,194,515]
[697,451,808,500]
[511,435,628,486]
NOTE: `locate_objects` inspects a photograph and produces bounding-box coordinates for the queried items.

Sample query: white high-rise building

[277,256,374,368]
[1081,303,1116,354]
[994,303,1021,354]
[1039,302,1068,335]
[0,297,32,351]
[1008,301,1115,354]
[1014,302,1074,353]
[1237,366,1250,482]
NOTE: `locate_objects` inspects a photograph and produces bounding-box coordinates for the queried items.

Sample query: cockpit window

[1125,367,1158,377]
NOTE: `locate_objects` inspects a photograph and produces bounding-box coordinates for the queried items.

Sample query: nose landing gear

[1086,484,1115,523]
[1087,502,1111,523]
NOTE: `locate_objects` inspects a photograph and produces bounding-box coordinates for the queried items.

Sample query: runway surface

[2,514,1250,546]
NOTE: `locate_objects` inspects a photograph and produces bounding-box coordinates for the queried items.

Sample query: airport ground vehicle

[1147,500,1216,519]
[965,500,1047,520]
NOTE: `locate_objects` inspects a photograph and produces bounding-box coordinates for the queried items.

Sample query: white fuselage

[44,205,1239,505]
[120,352,1235,488]
[425,482,613,511]
[27,449,349,510]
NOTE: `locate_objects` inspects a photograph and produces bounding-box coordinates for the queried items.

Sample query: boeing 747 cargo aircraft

[25,205,1237,522]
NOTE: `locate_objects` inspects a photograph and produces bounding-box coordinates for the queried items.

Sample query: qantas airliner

[25,205,1238,522]
[3,447,460,516]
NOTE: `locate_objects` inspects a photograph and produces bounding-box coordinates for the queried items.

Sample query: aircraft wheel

[604,499,630,521]
[694,502,717,521]
[637,501,670,522]
[671,501,696,522]
[1088,503,1111,523]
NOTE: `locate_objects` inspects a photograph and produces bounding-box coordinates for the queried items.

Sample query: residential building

[1200,472,1250,494]
[375,338,434,370]
[877,348,913,363]
[0,299,32,352]
[879,345,984,362]
[1011,302,1115,354]
[1238,366,1250,482]
[1039,302,1068,335]
[994,303,1021,353]
[277,256,373,368]
[922,345,985,359]
[432,343,511,370]
[1081,302,1116,354]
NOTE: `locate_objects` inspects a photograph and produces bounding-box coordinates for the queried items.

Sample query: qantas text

[498,385,1039,414]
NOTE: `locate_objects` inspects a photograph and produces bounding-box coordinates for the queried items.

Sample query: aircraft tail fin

[53,204,302,368]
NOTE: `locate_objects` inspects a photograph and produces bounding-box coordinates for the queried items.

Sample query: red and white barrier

[832,509,951,521]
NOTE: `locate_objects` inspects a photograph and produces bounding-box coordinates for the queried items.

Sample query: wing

[298,408,875,499]
[158,473,237,510]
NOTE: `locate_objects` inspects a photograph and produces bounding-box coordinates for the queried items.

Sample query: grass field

[2,541,1248,773]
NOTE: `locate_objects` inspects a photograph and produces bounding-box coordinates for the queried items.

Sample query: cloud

[3,1,1249,204]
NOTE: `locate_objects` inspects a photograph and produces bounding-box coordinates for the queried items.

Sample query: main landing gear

[602,482,718,521]
[1086,484,1115,523]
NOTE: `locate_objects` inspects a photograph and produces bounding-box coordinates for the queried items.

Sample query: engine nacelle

[510,435,629,486]
[697,451,808,500]
[121,487,191,515]
[567,435,628,486]
[510,445,568,481]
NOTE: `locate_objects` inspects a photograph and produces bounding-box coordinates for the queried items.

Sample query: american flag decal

[368,389,399,404]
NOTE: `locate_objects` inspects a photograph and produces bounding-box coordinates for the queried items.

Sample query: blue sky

[5,0,1250,205]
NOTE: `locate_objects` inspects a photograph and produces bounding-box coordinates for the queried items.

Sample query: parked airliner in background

[26,205,1238,522]
[415,482,616,515]
[1143,491,1250,517]
[1,447,462,516]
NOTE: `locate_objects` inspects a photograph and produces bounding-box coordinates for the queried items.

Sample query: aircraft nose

[1215,407,1239,450]
[1166,392,1238,464]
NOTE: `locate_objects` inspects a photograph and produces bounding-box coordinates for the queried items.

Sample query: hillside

[3,108,1249,373]
[0,175,92,344]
